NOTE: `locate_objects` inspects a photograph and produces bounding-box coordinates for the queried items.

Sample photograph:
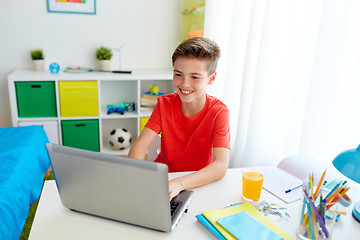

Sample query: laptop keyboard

[170,200,182,217]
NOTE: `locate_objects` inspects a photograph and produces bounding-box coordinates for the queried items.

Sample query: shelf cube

[61,119,100,152]
[15,81,57,118]
[18,120,59,144]
[59,81,99,117]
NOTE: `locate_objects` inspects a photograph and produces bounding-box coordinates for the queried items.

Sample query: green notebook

[217,211,283,240]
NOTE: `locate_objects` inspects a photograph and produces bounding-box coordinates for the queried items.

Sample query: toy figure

[107,102,135,115]
[150,85,159,95]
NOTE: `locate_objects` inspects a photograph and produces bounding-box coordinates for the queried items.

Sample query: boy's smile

[179,89,193,95]
[173,57,216,117]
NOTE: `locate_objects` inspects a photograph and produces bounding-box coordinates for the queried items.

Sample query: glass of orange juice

[242,170,264,202]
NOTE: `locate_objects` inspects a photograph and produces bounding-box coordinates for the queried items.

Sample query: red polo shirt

[145,93,230,172]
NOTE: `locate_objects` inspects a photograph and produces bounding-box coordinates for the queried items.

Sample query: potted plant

[30,49,45,72]
[96,46,113,71]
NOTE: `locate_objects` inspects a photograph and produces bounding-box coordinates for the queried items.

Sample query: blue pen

[285,184,302,193]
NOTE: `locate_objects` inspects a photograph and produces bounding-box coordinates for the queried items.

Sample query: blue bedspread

[0,126,50,240]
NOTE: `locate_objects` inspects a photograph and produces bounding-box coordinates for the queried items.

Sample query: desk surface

[29,168,360,239]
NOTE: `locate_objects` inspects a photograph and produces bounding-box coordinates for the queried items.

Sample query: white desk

[29,168,359,239]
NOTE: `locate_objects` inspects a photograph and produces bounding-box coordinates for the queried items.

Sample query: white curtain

[204,0,360,167]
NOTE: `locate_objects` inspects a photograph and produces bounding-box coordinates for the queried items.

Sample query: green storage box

[61,119,100,152]
[15,81,57,118]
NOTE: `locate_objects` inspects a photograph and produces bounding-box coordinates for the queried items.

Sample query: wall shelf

[8,70,173,155]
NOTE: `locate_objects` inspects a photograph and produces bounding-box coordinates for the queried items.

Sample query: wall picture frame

[47,0,96,15]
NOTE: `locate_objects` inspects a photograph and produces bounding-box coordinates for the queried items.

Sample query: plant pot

[98,60,111,71]
[32,60,45,72]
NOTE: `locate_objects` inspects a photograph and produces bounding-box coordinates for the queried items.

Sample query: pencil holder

[297,195,338,240]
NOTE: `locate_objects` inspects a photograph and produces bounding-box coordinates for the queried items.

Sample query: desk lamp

[332,144,360,223]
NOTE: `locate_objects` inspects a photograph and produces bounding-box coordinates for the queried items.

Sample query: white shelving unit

[8,69,173,155]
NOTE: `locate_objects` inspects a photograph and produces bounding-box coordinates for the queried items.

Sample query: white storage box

[18,120,59,144]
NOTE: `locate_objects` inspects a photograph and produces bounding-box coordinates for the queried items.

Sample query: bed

[0,126,50,240]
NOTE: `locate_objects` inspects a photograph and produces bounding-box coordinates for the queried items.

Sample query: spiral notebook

[262,155,341,204]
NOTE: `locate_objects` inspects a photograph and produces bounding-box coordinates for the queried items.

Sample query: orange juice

[242,171,264,201]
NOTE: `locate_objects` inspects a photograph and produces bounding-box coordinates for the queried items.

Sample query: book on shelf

[262,155,342,204]
[140,101,156,108]
[140,91,167,108]
[197,202,293,240]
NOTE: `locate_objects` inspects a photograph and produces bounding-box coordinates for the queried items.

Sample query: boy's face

[173,57,216,106]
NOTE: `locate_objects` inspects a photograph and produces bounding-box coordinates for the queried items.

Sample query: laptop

[46,143,194,232]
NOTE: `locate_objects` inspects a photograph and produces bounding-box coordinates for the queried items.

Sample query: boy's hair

[172,37,221,74]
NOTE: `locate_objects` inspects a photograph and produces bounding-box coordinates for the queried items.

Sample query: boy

[128,37,230,200]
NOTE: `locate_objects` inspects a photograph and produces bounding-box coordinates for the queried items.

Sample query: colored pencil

[306,200,316,240]
[324,181,342,201]
[326,187,350,210]
[326,186,344,204]
[314,169,327,200]
[302,186,329,238]
[320,193,325,222]
[309,174,314,198]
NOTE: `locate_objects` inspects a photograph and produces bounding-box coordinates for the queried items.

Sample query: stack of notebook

[140,91,166,108]
[196,203,293,240]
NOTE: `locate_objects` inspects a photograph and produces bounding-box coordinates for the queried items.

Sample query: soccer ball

[108,128,132,150]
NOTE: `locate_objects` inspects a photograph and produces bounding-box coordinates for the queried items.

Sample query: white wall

[0,0,182,127]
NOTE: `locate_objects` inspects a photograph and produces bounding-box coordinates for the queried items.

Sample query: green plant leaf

[96,46,113,60]
[30,49,44,60]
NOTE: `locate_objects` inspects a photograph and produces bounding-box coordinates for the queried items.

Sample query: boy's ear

[208,71,217,85]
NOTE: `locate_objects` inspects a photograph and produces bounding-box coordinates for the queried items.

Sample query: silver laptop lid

[46,143,173,232]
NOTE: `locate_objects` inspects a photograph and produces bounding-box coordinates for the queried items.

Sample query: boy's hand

[168,178,184,201]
